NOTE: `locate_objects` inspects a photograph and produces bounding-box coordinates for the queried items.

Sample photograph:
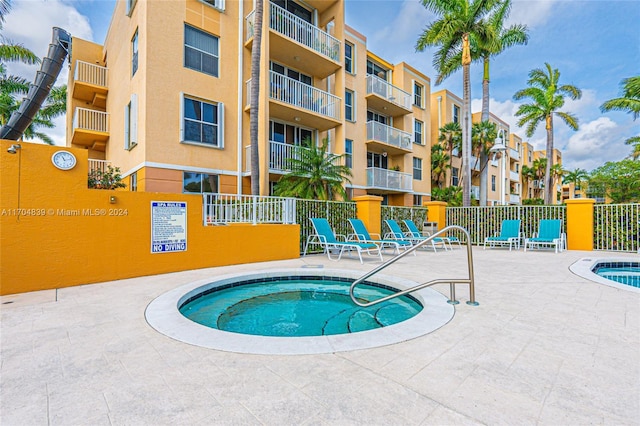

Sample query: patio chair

[404,219,458,248]
[524,219,564,253]
[347,218,413,255]
[484,219,522,251]
[303,218,383,263]
[384,219,447,251]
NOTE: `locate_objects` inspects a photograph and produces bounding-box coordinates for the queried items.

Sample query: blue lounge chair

[348,218,413,255]
[384,219,447,251]
[303,218,383,263]
[403,219,456,249]
[484,219,521,251]
[524,219,564,253]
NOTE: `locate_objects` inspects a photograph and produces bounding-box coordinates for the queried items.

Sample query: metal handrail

[349,225,478,307]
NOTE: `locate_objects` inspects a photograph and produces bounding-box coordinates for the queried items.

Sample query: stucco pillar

[424,201,447,231]
[565,198,595,251]
[354,195,383,236]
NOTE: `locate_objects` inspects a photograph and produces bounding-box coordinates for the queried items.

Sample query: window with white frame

[130,172,137,191]
[183,172,219,193]
[452,167,459,186]
[345,89,354,121]
[131,29,138,76]
[202,0,225,11]
[124,94,138,150]
[413,82,423,107]
[413,157,422,180]
[414,119,423,145]
[269,120,313,147]
[491,175,496,191]
[453,104,460,124]
[182,95,224,147]
[184,25,219,77]
[366,60,387,80]
[345,139,353,168]
[345,42,354,73]
[413,194,422,206]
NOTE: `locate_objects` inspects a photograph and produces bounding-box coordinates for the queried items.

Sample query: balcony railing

[246,3,341,63]
[88,159,111,174]
[470,156,480,171]
[471,185,480,199]
[509,147,520,160]
[268,141,309,172]
[73,108,109,133]
[366,167,412,192]
[247,72,341,120]
[366,74,412,111]
[366,121,412,152]
[74,60,108,87]
[510,170,519,181]
[509,194,520,204]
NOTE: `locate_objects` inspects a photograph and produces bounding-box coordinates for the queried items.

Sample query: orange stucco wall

[0,141,299,295]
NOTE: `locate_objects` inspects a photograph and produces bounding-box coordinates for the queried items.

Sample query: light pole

[489,129,507,205]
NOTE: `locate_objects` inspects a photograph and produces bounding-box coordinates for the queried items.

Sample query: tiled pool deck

[1,248,639,425]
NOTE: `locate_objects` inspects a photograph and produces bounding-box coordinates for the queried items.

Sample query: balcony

[533,180,544,189]
[244,141,342,174]
[246,3,341,79]
[88,159,111,174]
[471,185,480,200]
[365,74,412,116]
[72,61,108,108]
[366,167,412,193]
[247,71,341,131]
[470,156,481,172]
[366,121,412,155]
[510,170,519,181]
[509,194,520,204]
[71,107,109,151]
[509,147,520,161]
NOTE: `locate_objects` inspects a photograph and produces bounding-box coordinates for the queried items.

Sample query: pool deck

[1,248,639,425]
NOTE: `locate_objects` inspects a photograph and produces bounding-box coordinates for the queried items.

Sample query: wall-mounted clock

[51,150,77,170]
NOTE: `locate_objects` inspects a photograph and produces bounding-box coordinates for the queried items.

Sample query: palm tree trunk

[479,56,490,206]
[545,114,554,204]
[249,0,264,195]
[462,62,472,207]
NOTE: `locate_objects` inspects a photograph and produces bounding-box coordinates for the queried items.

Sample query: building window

[270,62,312,85]
[413,82,423,107]
[453,104,460,124]
[345,42,354,73]
[273,0,312,23]
[345,90,354,121]
[367,151,388,169]
[346,187,354,201]
[182,95,224,147]
[452,167,459,186]
[131,30,138,76]
[124,94,138,150]
[492,175,496,191]
[413,195,422,206]
[184,25,219,77]
[414,119,423,145]
[126,0,137,15]
[183,172,218,193]
[345,139,353,168]
[269,120,313,146]
[366,60,387,80]
[367,110,388,125]
[130,172,137,192]
[202,0,225,11]
[515,163,519,172]
[413,157,422,180]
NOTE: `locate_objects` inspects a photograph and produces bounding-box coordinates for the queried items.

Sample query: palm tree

[431,144,450,188]
[513,63,582,203]
[520,164,534,199]
[550,163,564,201]
[531,157,546,199]
[249,0,264,195]
[273,138,352,200]
[600,75,640,159]
[563,168,589,198]
[471,120,497,172]
[477,0,528,205]
[416,0,497,206]
[438,121,461,185]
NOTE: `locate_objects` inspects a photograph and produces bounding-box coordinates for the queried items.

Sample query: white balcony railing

[246,3,341,63]
[366,167,412,192]
[268,141,308,172]
[247,72,341,120]
[74,60,108,87]
[366,74,412,110]
[88,159,110,174]
[470,156,481,171]
[509,194,521,204]
[509,147,520,160]
[366,121,412,151]
[471,185,480,199]
[73,108,109,133]
[510,170,519,181]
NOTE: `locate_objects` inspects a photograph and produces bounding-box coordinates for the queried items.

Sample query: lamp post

[489,129,507,205]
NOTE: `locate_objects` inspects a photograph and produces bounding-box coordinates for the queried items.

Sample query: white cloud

[509,0,558,28]
[2,0,92,146]
[562,117,630,171]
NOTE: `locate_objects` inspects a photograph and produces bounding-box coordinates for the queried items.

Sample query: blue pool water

[179,278,423,337]
[593,261,640,288]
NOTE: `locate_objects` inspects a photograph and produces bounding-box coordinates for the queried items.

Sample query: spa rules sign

[151,201,187,253]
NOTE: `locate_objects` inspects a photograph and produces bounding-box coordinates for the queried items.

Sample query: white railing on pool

[203,193,296,225]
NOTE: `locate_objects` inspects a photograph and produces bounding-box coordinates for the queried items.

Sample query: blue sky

[4,0,639,171]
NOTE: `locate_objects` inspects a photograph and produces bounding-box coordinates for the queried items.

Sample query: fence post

[354,195,383,236]
[424,201,447,231]
[565,198,595,251]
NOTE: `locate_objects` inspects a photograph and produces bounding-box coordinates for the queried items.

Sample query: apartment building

[66,0,432,206]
